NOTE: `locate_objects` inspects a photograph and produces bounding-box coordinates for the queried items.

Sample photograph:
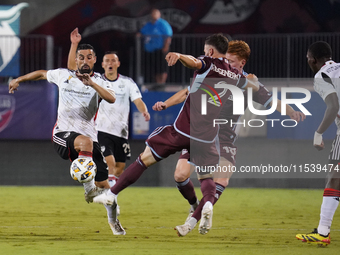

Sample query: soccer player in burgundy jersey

[93,34,259,234]
[153,40,305,236]
[296,41,340,246]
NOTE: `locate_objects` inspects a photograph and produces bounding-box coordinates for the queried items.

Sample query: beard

[78,64,92,74]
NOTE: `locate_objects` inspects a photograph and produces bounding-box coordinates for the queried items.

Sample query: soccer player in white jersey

[8,43,127,235]
[296,41,340,246]
[67,28,150,230]
[68,28,150,187]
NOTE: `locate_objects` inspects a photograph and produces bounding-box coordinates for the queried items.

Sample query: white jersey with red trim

[314,60,340,134]
[95,74,142,139]
[47,68,112,142]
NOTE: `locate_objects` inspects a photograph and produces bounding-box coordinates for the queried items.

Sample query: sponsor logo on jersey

[0,95,15,132]
[63,132,70,138]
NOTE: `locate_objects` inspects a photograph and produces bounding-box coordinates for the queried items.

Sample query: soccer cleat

[93,191,117,206]
[296,228,330,246]
[84,187,106,203]
[185,199,199,223]
[198,201,213,235]
[175,218,197,237]
[109,219,126,235]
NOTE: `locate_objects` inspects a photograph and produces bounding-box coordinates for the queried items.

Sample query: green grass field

[0,186,339,255]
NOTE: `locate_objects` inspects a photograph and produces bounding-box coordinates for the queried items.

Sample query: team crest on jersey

[182,149,188,155]
[0,95,15,132]
[63,132,71,138]
[101,146,105,153]
[64,76,72,84]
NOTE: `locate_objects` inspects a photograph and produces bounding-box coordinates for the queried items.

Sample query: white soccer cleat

[84,187,107,203]
[93,191,116,206]
[198,201,213,235]
[175,217,197,237]
[109,219,126,235]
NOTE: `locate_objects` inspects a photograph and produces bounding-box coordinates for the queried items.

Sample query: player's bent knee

[174,169,190,182]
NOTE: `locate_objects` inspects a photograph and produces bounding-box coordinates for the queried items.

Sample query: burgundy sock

[176,178,197,205]
[214,183,226,204]
[192,178,216,221]
[110,156,147,195]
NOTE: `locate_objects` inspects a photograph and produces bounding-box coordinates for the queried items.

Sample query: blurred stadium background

[1,0,340,189]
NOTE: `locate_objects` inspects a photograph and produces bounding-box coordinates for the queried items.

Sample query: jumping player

[296,41,340,246]
[8,44,121,234]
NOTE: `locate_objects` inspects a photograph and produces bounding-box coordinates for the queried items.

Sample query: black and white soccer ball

[70,158,96,183]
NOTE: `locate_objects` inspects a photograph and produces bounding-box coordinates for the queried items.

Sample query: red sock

[79,151,93,158]
[323,188,340,197]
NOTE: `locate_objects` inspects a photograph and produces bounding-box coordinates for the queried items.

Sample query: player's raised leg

[93,145,157,205]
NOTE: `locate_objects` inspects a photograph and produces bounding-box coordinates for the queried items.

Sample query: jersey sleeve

[46,69,61,86]
[314,73,337,101]
[252,83,273,108]
[129,79,142,101]
[196,56,212,74]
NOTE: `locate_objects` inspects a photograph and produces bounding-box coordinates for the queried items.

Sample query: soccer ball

[70,158,96,183]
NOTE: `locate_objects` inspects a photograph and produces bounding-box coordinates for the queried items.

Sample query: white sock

[105,204,117,223]
[187,217,197,229]
[108,175,118,187]
[83,179,96,193]
[318,196,339,236]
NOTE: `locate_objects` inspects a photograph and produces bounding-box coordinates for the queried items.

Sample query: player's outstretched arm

[244,73,259,92]
[152,88,189,111]
[272,99,306,123]
[67,28,81,70]
[165,52,202,70]
[9,70,47,94]
[76,72,116,103]
[313,92,339,151]
[133,98,150,121]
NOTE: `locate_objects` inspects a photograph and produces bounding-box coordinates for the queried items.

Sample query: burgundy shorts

[178,149,190,160]
[190,139,220,169]
[219,142,237,166]
[146,125,190,161]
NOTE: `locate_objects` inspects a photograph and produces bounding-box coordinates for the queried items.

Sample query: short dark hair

[76,44,96,55]
[308,41,332,60]
[205,33,229,54]
[104,51,118,56]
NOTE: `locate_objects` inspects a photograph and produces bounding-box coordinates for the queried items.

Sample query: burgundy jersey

[219,83,273,144]
[174,56,247,143]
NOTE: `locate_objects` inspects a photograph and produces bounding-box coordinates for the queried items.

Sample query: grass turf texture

[0,187,339,255]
